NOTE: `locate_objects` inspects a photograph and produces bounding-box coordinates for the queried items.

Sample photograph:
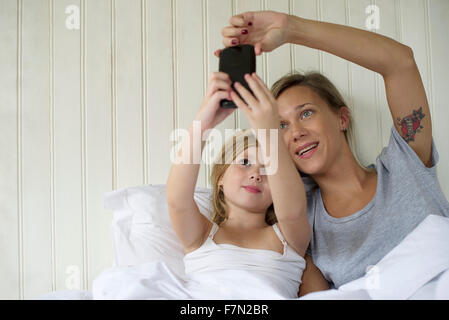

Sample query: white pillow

[104,184,213,277]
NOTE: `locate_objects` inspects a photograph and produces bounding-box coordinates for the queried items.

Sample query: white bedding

[37,214,449,300]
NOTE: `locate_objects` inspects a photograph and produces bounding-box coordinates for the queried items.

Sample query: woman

[216,10,449,296]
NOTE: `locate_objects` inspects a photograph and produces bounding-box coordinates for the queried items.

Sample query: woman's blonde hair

[209,129,277,226]
[271,70,371,171]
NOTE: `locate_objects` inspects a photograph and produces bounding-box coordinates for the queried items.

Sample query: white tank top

[183,222,306,298]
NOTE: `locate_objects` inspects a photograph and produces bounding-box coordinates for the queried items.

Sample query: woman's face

[219,146,273,214]
[276,85,348,176]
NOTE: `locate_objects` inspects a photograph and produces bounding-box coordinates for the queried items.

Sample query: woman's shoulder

[377,125,439,173]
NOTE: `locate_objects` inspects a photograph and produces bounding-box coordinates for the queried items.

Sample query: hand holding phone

[218,44,256,108]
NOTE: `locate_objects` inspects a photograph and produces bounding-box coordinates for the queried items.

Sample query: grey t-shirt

[306,126,449,288]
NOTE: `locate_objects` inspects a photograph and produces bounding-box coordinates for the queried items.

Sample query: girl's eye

[280,122,288,130]
[238,158,251,166]
[301,110,313,119]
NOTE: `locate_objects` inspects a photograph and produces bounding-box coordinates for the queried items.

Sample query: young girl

[165,71,311,299]
[92,71,310,300]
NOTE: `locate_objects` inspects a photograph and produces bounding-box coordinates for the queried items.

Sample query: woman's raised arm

[219,11,432,166]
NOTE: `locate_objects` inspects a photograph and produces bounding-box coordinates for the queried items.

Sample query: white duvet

[38,215,449,300]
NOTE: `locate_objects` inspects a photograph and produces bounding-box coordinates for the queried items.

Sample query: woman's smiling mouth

[295,142,319,159]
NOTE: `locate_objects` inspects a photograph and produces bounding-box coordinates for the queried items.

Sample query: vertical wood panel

[291,0,320,73]
[400,0,432,119]
[373,0,397,148]
[53,0,84,291]
[320,0,351,103]
[265,0,291,87]
[85,0,114,290]
[319,0,354,159]
[111,0,117,191]
[115,0,143,189]
[0,0,20,300]
[204,0,236,187]
[174,0,208,187]
[234,0,264,130]
[21,0,53,299]
[428,0,449,199]
[146,0,175,185]
[141,0,149,185]
[347,0,379,165]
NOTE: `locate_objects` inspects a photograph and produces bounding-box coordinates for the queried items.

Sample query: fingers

[222,36,239,48]
[221,26,249,38]
[251,73,276,102]
[230,89,250,114]
[243,73,269,103]
[208,71,231,83]
[233,81,258,107]
[229,14,246,27]
[206,72,232,96]
[254,42,263,55]
[229,12,254,27]
[220,25,251,48]
[206,79,232,97]
[211,89,232,105]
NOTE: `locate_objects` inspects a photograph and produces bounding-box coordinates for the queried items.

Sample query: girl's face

[276,85,349,176]
[219,146,273,214]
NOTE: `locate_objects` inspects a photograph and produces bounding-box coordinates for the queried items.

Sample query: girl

[165,71,311,299]
[217,10,449,296]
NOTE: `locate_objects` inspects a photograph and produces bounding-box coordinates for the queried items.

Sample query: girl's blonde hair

[270,70,371,172]
[209,129,277,226]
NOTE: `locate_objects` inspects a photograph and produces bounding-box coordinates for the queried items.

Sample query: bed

[37,184,449,300]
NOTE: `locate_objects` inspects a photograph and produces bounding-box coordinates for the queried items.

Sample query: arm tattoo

[397,107,425,143]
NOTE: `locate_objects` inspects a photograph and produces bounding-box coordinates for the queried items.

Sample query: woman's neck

[312,145,374,199]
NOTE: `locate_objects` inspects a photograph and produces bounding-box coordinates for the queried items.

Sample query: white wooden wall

[0,0,448,299]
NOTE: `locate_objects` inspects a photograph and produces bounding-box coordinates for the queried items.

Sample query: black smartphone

[219,44,256,108]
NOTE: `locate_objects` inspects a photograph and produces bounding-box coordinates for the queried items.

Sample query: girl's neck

[223,204,269,230]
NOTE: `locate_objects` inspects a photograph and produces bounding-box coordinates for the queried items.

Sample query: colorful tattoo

[397,107,425,143]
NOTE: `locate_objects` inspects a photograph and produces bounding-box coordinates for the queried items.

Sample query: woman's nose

[290,123,308,143]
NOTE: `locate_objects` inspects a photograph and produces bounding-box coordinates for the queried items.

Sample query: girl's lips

[243,186,261,193]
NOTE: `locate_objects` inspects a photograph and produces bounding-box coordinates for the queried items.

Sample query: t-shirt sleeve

[377,125,439,174]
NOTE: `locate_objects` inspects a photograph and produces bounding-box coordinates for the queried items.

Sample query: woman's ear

[339,106,351,131]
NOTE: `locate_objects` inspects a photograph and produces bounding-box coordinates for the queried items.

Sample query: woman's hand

[214,11,290,57]
[230,72,280,132]
[194,72,236,131]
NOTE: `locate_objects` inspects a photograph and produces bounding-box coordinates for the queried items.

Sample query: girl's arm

[166,72,235,253]
[166,123,212,253]
[220,11,432,167]
[231,73,310,257]
[261,128,310,257]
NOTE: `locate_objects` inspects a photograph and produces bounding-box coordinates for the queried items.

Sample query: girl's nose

[250,173,262,182]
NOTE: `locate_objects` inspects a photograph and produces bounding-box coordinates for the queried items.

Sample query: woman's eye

[280,122,288,129]
[301,110,313,119]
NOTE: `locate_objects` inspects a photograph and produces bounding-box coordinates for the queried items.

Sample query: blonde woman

[218,11,449,296]
[165,71,311,299]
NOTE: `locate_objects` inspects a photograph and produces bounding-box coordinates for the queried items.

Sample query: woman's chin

[294,160,324,176]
